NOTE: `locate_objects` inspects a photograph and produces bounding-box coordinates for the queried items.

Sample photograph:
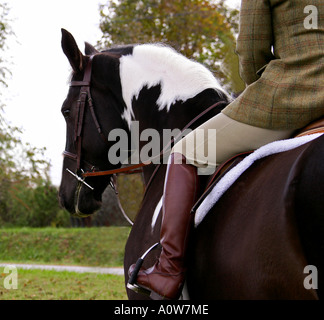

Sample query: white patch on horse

[151,196,163,232]
[119,44,229,128]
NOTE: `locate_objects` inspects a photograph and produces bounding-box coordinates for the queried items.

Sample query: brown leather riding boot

[128,152,199,300]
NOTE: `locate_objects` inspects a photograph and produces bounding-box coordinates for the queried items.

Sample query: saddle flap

[191,151,251,214]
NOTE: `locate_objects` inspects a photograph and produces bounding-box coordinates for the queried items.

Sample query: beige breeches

[172,113,295,175]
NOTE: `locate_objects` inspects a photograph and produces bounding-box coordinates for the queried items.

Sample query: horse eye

[63,109,70,118]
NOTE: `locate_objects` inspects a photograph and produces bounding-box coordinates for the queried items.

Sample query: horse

[58,29,324,300]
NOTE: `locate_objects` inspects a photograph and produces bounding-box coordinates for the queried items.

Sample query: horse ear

[61,28,85,72]
[85,42,99,55]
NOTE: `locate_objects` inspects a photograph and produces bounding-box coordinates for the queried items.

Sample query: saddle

[295,118,324,137]
[191,116,324,214]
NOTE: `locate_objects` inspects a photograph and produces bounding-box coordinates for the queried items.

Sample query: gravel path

[0,263,124,275]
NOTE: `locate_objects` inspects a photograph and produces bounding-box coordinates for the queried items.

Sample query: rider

[128,0,324,299]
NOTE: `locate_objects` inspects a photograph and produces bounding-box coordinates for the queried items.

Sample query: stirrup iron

[127,242,160,295]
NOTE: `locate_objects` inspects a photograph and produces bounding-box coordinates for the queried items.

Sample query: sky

[4,0,241,186]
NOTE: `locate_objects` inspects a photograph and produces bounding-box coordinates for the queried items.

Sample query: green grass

[0,268,127,300]
[0,227,130,267]
[0,227,131,300]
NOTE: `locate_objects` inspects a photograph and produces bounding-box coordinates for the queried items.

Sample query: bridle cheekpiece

[63,55,108,190]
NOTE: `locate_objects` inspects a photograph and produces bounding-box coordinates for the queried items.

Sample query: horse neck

[131,88,227,186]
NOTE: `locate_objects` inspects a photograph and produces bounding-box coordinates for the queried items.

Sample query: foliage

[116,173,144,222]
[0,2,12,88]
[0,2,65,227]
[2,181,70,227]
[99,0,244,93]
[96,173,144,225]
[0,118,67,227]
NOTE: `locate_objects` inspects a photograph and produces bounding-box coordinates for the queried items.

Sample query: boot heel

[127,243,161,296]
[150,290,170,300]
[127,282,151,296]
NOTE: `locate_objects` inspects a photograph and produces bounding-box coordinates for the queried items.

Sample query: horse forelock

[119,44,229,128]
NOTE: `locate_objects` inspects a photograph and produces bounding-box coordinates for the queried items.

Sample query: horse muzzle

[72,182,102,218]
[59,177,102,218]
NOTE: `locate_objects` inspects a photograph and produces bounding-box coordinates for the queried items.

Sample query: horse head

[58,29,129,217]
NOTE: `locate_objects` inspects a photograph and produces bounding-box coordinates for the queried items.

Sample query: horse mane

[117,43,230,127]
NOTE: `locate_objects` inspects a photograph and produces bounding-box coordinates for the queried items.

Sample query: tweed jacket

[223,0,324,130]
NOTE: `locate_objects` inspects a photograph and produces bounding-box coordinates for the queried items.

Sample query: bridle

[63,55,150,192]
[63,55,105,190]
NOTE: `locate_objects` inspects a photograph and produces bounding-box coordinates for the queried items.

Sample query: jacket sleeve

[236,0,275,85]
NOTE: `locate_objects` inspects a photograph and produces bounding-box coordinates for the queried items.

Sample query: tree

[99,0,244,94]
[0,2,11,88]
[0,3,48,185]
[0,2,68,227]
